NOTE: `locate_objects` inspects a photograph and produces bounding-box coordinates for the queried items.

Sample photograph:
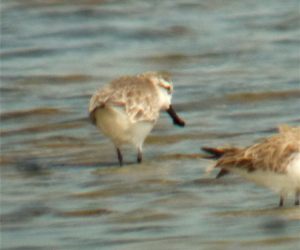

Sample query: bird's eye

[158,80,172,94]
[165,86,172,94]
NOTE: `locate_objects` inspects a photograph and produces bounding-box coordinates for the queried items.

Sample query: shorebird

[202,125,300,207]
[89,72,185,166]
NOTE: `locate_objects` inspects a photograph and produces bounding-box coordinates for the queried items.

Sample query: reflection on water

[1,0,300,249]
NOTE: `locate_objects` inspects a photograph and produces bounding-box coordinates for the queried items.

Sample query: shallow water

[1,0,300,249]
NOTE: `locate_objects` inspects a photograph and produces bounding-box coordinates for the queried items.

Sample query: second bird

[89,72,185,166]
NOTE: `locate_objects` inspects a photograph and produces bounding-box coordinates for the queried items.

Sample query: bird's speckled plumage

[214,126,300,174]
[202,125,300,206]
[88,72,184,166]
[89,72,172,124]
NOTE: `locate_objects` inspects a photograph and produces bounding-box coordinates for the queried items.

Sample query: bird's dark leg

[116,147,123,166]
[295,190,300,206]
[166,105,185,127]
[279,195,284,207]
[137,147,142,164]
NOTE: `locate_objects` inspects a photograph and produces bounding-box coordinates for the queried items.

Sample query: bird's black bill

[166,105,185,127]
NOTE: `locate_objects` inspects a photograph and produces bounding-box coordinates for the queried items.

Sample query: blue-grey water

[1,0,300,249]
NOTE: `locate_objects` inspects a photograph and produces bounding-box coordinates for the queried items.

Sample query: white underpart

[287,152,300,192]
[231,153,300,197]
[93,78,173,151]
[94,106,154,149]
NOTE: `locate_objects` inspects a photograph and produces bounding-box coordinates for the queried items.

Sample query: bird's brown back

[89,73,167,124]
[215,126,300,174]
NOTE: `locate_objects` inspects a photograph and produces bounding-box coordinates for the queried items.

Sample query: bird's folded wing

[89,76,161,124]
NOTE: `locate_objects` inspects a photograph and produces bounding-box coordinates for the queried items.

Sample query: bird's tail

[201,146,239,178]
[201,147,226,159]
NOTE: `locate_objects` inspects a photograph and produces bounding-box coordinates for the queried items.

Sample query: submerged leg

[279,195,284,207]
[295,190,300,206]
[166,105,185,127]
[137,147,142,164]
[116,147,123,166]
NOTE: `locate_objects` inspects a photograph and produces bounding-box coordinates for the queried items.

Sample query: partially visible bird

[89,72,185,166]
[202,125,300,207]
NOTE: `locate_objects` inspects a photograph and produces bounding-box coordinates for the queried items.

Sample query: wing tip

[201,147,225,159]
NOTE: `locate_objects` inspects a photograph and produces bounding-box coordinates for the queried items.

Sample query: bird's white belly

[287,153,300,189]
[94,106,154,148]
[231,154,300,196]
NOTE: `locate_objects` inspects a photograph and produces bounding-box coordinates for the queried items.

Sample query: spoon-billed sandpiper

[89,72,185,166]
[202,125,300,207]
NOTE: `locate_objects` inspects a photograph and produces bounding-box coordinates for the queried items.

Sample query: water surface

[1,0,300,249]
